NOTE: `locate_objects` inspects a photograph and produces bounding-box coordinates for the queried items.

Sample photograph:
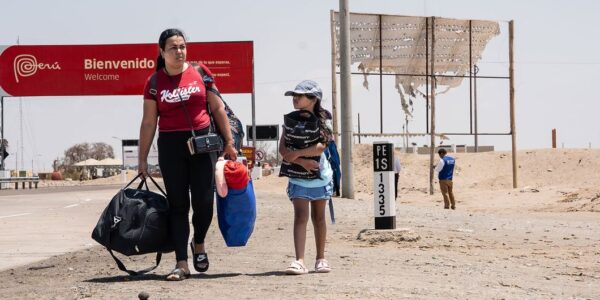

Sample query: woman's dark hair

[155,28,186,71]
[310,97,332,144]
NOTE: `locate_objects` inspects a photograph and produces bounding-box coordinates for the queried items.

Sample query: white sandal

[315,259,331,273]
[285,260,308,275]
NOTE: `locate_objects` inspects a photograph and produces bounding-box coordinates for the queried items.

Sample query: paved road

[0,186,123,271]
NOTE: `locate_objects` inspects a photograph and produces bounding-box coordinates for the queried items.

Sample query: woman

[279,80,333,275]
[138,28,237,281]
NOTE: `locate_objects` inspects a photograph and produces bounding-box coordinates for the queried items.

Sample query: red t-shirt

[143,63,215,132]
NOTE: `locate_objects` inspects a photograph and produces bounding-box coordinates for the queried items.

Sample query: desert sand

[0,145,598,299]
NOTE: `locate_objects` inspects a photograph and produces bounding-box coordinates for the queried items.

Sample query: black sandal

[190,241,209,273]
[166,268,190,281]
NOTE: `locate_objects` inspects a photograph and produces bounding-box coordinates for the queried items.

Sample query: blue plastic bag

[216,180,256,247]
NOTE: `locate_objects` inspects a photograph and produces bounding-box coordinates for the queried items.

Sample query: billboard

[0,41,253,96]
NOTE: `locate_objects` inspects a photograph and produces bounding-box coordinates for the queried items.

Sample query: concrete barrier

[0,176,40,190]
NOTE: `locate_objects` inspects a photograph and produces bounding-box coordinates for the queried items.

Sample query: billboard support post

[0,96,4,170]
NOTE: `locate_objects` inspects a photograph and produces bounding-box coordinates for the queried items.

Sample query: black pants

[158,129,216,262]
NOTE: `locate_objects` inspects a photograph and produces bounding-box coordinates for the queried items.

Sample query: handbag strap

[164,65,216,138]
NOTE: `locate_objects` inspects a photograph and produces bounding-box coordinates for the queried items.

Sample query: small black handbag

[187,132,223,155]
[91,174,173,276]
[182,91,224,154]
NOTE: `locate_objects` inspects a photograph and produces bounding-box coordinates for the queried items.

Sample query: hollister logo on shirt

[160,81,200,103]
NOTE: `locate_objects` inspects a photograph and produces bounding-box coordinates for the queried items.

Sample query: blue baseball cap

[284,80,322,100]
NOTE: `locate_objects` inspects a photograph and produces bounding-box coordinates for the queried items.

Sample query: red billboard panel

[0,42,253,96]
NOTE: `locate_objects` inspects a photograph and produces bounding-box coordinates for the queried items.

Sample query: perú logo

[13,54,61,83]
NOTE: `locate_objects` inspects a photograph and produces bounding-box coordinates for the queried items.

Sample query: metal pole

[251,42,257,148]
[379,14,383,134]
[469,20,473,134]
[429,17,436,195]
[509,20,518,188]
[0,96,4,171]
[474,64,479,152]
[121,143,125,172]
[339,0,354,198]
[405,116,409,151]
[330,10,339,137]
[19,98,23,171]
[357,113,361,144]
[425,17,430,133]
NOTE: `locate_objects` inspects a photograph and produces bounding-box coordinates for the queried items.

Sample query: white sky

[1,0,599,172]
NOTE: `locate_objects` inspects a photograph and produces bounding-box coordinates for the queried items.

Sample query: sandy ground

[0,146,598,299]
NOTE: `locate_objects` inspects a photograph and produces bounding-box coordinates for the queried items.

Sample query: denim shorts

[287,181,333,201]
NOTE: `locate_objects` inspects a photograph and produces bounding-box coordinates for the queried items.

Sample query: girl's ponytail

[314,99,332,144]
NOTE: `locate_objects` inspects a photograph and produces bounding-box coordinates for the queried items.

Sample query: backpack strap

[192,63,222,97]
[148,72,158,96]
[147,72,160,115]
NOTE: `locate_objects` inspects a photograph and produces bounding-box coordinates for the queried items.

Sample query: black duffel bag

[91,174,173,275]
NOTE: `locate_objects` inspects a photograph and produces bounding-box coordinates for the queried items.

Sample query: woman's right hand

[138,160,148,177]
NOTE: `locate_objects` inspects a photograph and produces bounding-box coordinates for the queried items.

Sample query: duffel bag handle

[124,174,167,197]
[146,175,167,197]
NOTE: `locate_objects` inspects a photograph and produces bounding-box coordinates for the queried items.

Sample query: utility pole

[0,96,4,171]
[17,37,24,172]
[339,0,354,198]
[19,98,24,171]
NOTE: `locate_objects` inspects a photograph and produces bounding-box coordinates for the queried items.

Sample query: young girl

[279,80,333,275]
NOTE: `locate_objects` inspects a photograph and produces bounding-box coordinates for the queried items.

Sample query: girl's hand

[283,151,300,163]
[297,158,319,172]
[314,143,327,153]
